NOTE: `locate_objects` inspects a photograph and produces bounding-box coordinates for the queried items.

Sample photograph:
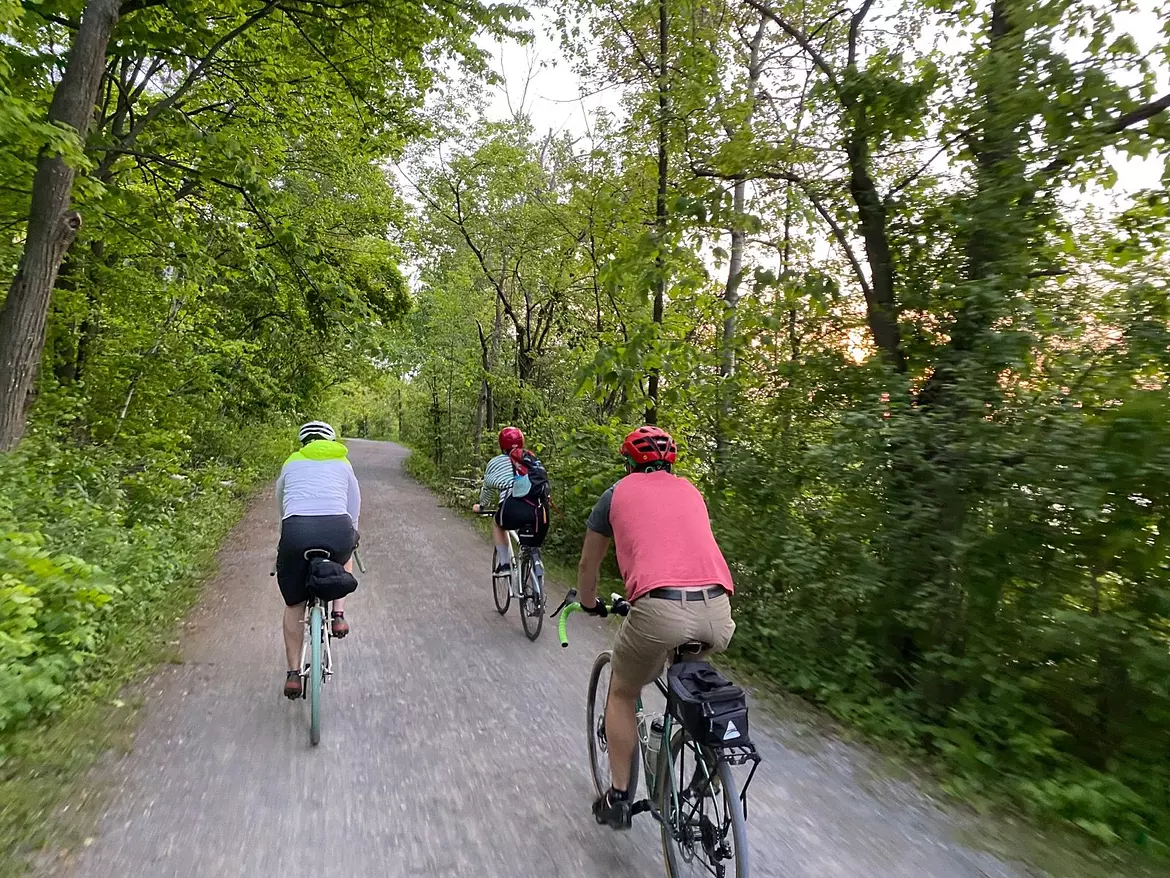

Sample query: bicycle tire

[657,734,748,878]
[586,652,640,800]
[519,555,544,641]
[309,604,323,746]
[492,567,511,615]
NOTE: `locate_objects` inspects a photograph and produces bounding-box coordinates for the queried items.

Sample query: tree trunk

[715,19,766,455]
[395,384,403,441]
[473,324,488,457]
[0,0,122,451]
[430,380,443,465]
[844,122,905,372]
[646,0,669,426]
[487,298,501,431]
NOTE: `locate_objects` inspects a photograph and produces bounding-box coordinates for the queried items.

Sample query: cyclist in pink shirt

[575,425,736,829]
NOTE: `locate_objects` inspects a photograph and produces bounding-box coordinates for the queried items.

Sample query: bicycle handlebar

[558,602,580,647]
[550,589,629,648]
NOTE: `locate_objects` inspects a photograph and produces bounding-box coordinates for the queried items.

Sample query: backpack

[509,448,551,503]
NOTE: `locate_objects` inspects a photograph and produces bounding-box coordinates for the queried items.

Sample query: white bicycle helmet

[298,421,336,443]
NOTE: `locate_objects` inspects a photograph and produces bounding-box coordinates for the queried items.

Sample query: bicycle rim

[519,559,544,641]
[492,568,510,615]
[586,652,613,798]
[657,735,748,878]
[586,652,641,800]
[309,606,323,747]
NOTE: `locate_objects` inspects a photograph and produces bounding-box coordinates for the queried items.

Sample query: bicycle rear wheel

[308,604,323,746]
[519,554,544,641]
[657,732,748,878]
[586,651,640,800]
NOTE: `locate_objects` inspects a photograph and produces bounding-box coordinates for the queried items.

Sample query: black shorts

[276,514,356,606]
[495,496,549,547]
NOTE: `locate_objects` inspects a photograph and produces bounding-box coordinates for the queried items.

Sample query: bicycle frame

[480,510,545,600]
[298,596,333,688]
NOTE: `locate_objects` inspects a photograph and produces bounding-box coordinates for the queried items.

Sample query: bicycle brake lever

[548,588,578,617]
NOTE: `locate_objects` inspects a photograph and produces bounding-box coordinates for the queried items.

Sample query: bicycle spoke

[519,552,544,640]
[660,736,747,878]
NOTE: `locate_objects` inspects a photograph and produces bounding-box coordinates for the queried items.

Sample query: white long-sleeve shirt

[275,440,361,527]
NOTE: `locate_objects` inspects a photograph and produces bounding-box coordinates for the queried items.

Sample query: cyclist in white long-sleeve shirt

[275,421,360,699]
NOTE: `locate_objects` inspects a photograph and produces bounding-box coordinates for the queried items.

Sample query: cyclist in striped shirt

[472,426,527,573]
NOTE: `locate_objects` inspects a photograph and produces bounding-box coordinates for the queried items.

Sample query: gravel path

[65,440,1029,878]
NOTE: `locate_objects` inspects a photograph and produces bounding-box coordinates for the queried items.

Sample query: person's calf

[282,603,306,670]
[604,682,641,792]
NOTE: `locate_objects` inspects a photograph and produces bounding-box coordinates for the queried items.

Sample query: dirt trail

[64,440,1028,878]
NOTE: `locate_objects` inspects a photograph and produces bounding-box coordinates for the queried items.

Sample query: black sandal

[283,670,302,699]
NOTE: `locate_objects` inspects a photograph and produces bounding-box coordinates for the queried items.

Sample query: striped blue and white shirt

[479,453,515,507]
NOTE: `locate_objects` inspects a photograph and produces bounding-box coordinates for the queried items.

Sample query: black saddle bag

[307,557,358,602]
[667,661,750,747]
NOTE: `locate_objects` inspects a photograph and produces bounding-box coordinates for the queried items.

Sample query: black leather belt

[644,585,727,602]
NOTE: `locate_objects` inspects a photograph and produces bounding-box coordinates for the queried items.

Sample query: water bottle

[644,715,665,789]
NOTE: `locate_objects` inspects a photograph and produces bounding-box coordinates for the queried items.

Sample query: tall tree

[0,0,120,451]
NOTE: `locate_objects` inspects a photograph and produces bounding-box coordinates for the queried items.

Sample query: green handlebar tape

[557,602,582,647]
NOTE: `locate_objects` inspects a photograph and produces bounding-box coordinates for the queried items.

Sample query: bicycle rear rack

[717,742,761,819]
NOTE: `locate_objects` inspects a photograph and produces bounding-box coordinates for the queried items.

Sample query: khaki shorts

[611,590,735,688]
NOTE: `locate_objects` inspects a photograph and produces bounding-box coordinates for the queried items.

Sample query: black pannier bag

[667,661,750,747]
[307,557,359,602]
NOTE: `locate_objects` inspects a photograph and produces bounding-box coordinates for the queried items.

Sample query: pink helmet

[498,426,524,452]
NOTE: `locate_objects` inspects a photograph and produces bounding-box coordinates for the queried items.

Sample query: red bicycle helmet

[498,426,524,452]
[621,425,677,467]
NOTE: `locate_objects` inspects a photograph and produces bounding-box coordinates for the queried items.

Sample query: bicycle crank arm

[630,799,664,824]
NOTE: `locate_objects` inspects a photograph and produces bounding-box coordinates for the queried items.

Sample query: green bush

[0,422,286,746]
[0,534,113,733]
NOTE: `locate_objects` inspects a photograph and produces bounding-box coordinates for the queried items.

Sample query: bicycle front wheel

[519,556,544,641]
[657,733,749,878]
[586,651,640,800]
[309,605,323,746]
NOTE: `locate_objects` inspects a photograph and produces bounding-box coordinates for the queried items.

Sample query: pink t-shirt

[587,471,734,602]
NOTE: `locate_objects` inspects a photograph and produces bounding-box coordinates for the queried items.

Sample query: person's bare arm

[576,529,611,610]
